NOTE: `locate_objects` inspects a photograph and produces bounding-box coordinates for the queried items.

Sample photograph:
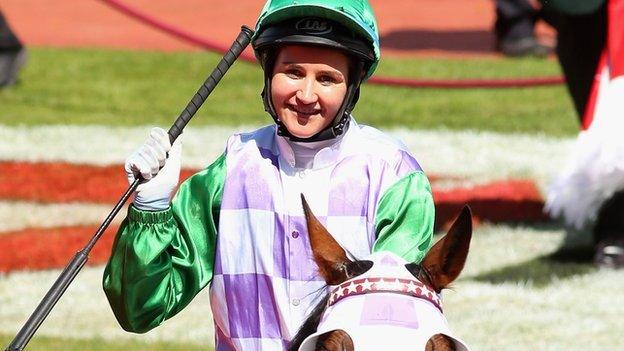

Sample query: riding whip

[4,25,254,351]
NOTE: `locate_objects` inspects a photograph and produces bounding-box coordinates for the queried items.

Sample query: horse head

[292,195,472,351]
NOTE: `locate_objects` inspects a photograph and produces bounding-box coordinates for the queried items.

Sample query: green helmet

[252,0,381,141]
[253,0,380,79]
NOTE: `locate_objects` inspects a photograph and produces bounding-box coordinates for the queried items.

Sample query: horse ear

[301,194,352,285]
[420,205,473,292]
[316,330,354,351]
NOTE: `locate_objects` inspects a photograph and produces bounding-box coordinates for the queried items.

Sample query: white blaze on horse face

[298,252,469,351]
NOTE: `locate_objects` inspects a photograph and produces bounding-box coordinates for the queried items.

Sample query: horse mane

[287,294,330,351]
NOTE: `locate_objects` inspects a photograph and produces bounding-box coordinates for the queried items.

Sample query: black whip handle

[168,25,254,144]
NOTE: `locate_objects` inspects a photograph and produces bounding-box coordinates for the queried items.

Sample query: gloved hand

[125,127,182,211]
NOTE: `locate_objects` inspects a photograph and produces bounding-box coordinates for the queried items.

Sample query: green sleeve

[102,153,226,333]
[373,171,434,263]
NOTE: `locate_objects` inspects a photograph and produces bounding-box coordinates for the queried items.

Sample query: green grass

[0,48,579,136]
[445,223,624,351]
[0,334,211,351]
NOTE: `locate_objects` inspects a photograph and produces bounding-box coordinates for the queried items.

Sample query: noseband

[328,277,442,313]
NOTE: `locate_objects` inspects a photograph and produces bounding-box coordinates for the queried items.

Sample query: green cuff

[128,205,173,224]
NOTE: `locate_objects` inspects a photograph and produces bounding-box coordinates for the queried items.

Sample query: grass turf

[0,48,578,136]
[0,334,211,351]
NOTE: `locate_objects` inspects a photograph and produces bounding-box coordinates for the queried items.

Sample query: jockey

[103,0,435,350]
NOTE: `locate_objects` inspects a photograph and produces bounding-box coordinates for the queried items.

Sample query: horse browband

[327,277,442,313]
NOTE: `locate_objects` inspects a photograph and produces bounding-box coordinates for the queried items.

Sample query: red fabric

[582,51,607,130]
[609,0,624,78]
[581,0,624,129]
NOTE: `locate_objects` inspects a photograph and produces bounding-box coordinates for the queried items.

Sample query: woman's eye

[285,69,302,78]
[318,75,335,85]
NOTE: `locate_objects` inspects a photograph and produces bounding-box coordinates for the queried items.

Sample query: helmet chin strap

[261,59,364,142]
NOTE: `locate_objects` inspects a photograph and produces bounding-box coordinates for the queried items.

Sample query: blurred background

[0,0,621,350]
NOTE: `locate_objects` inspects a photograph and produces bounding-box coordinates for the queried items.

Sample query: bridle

[327,276,442,313]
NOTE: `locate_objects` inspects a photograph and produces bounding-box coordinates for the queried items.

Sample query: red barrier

[97,0,565,89]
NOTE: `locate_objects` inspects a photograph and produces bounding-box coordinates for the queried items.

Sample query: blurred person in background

[494,0,552,56]
[543,0,607,123]
[0,10,27,88]
[544,0,624,269]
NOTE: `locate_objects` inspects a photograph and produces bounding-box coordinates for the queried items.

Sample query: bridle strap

[328,277,443,313]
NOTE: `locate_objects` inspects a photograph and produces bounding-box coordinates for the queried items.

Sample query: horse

[288,195,472,351]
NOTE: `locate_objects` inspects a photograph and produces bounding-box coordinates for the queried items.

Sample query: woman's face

[271,45,349,139]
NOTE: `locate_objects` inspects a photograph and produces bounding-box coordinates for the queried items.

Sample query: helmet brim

[253,3,380,80]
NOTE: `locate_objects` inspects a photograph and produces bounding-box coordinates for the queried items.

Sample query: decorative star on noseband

[328,277,443,312]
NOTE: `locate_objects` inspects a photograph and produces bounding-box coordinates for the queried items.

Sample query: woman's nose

[295,78,318,104]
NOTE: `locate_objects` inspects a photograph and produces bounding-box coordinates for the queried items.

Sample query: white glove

[125,127,182,211]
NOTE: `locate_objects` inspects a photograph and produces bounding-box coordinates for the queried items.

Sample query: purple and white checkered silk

[208,120,422,350]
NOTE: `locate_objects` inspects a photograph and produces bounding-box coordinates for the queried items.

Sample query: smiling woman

[271,45,349,139]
